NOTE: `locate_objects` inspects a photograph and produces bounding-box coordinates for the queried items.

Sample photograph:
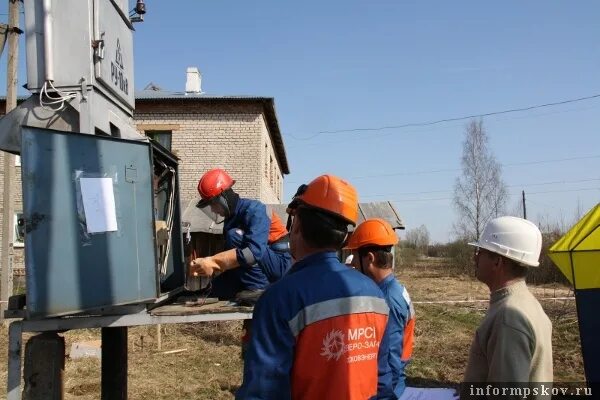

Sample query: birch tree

[453,119,508,240]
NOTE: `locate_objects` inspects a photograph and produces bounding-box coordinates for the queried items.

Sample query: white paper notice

[80,177,118,234]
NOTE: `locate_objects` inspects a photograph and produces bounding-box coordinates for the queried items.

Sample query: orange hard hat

[345,218,398,250]
[197,169,235,204]
[290,174,359,226]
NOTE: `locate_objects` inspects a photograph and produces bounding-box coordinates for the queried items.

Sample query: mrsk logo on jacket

[320,327,380,363]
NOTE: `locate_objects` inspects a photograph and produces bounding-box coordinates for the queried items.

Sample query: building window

[15,155,21,167]
[269,156,274,187]
[13,212,24,248]
[264,144,268,178]
[146,130,172,151]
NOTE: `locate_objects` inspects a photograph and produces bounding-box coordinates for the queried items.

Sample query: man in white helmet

[462,216,553,398]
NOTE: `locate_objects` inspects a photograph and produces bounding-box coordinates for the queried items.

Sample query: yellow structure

[548,203,600,289]
[548,203,600,389]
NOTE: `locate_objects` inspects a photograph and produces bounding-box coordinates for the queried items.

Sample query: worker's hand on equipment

[189,257,221,277]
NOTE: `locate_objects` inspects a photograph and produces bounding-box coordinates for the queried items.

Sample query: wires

[39,80,77,111]
[161,167,176,276]
[155,157,177,277]
[286,155,600,185]
[361,177,600,200]
[287,92,600,140]
[389,187,600,204]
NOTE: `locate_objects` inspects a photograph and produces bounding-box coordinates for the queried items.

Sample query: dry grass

[399,258,584,388]
[0,259,585,398]
[0,322,245,399]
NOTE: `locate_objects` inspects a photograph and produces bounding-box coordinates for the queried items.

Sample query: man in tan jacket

[462,216,553,399]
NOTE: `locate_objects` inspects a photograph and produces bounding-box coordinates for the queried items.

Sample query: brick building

[135,83,289,203]
[0,69,290,272]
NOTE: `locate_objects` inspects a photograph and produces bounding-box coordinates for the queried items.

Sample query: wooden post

[156,324,162,351]
[23,333,64,400]
[1,0,20,323]
[522,190,527,220]
[7,321,23,400]
[101,327,128,400]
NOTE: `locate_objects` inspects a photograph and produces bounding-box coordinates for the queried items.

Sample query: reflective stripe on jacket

[378,274,415,399]
[237,251,395,400]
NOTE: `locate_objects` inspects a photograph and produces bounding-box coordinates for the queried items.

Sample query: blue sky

[2,1,599,242]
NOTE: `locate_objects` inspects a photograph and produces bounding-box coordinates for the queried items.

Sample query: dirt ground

[400,258,583,385]
[0,259,585,399]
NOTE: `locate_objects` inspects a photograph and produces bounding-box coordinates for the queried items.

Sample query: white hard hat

[469,216,542,267]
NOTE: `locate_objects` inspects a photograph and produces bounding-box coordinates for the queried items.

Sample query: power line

[287,92,600,140]
[361,177,600,199]
[352,154,600,180]
[284,154,600,184]
[522,187,600,196]
[390,187,600,204]
[286,104,598,149]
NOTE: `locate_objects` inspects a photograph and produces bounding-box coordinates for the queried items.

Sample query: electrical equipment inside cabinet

[153,157,177,280]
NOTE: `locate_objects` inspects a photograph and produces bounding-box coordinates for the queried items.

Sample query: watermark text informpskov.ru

[469,384,592,398]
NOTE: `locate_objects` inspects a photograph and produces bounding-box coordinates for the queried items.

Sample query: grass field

[0,258,585,399]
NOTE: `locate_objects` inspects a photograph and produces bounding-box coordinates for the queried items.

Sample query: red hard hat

[197,169,235,201]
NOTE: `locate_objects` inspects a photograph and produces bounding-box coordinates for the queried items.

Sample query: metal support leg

[7,321,23,400]
[23,332,65,400]
[101,327,128,400]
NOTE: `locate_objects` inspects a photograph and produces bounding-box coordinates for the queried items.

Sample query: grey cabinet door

[21,127,158,318]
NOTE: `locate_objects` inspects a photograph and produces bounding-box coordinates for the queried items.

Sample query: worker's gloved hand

[189,257,221,277]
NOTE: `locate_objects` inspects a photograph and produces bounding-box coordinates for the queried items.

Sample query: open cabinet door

[21,127,159,318]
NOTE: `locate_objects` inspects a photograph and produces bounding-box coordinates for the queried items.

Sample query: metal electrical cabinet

[21,127,185,318]
[24,0,135,110]
[22,0,139,138]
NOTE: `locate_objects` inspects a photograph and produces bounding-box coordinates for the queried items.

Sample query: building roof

[269,202,405,230]
[136,89,268,101]
[0,90,290,174]
[181,200,405,234]
[135,89,289,174]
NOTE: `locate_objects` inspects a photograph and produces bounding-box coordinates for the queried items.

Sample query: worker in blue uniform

[345,218,415,399]
[190,168,292,304]
[237,174,394,400]
[190,168,292,356]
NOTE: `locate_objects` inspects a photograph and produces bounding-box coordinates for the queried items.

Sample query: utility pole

[522,190,527,220]
[1,0,20,322]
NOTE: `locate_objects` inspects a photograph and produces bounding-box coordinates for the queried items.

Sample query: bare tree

[405,225,430,254]
[453,119,508,240]
[574,198,585,222]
